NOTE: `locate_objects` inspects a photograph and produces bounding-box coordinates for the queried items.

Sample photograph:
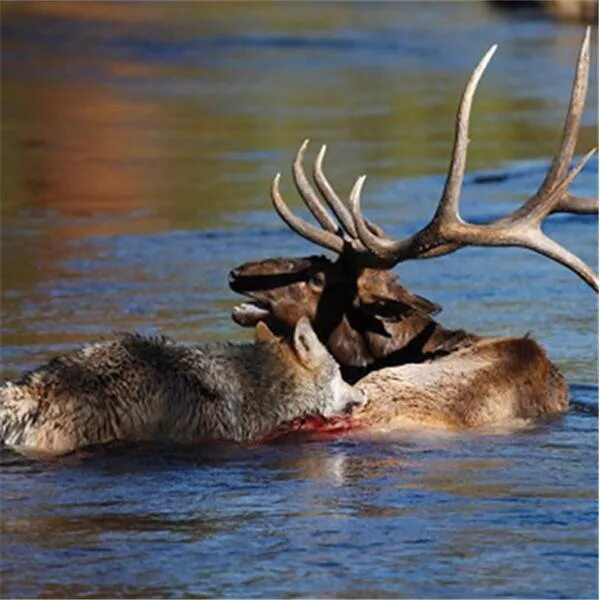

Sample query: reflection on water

[1,2,598,598]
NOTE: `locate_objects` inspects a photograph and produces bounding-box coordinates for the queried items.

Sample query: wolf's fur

[0,319,364,455]
[354,336,568,430]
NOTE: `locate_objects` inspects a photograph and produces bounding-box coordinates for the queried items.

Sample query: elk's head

[230,251,444,375]
[230,29,598,377]
[230,254,349,332]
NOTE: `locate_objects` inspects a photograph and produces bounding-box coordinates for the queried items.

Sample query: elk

[230,29,597,425]
[231,34,597,382]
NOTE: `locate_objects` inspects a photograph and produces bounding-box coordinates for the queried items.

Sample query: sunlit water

[1,3,597,598]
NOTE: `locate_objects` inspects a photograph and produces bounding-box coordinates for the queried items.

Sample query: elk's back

[355,336,568,430]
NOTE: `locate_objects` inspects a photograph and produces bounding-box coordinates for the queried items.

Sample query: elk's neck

[317,263,480,383]
[314,259,361,342]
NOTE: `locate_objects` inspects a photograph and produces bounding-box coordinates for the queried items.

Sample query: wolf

[0,318,364,455]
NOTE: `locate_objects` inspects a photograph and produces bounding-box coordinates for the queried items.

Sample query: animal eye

[309,273,325,288]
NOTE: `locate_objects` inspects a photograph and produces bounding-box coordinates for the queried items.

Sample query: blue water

[2,398,597,598]
[1,3,597,598]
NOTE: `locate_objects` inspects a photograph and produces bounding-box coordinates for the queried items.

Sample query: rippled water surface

[1,3,598,598]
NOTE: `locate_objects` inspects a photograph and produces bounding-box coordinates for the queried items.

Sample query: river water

[1,3,598,598]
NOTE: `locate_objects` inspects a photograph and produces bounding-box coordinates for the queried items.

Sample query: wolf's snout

[323,377,366,419]
[345,389,367,413]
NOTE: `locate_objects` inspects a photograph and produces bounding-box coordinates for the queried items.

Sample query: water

[1,3,597,598]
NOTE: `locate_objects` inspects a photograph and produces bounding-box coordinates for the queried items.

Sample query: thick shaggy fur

[354,336,568,430]
[1,320,363,455]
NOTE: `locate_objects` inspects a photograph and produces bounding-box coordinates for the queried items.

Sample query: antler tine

[553,194,598,214]
[539,27,590,195]
[313,145,359,237]
[272,141,395,264]
[506,151,598,290]
[271,173,344,254]
[315,145,387,239]
[526,235,598,291]
[434,44,498,224]
[292,140,340,234]
[349,176,406,263]
[505,27,592,223]
[521,146,597,223]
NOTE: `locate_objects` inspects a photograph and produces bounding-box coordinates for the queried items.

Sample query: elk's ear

[292,317,328,369]
[255,321,278,343]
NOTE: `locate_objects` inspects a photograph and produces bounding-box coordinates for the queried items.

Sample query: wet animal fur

[230,257,568,429]
[0,319,363,455]
[354,336,568,430]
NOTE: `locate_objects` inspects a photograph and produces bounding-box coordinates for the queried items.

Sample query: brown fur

[230,255,478,382]
[354,336,568,430]
[0,320,364,455]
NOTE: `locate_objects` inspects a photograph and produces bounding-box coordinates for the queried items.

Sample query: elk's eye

[309,273,325,289]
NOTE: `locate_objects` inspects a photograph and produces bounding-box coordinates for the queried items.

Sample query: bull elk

[230,30,597,428]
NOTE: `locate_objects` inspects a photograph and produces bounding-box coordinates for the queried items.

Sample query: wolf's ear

[255,321,278,343]
[292,317,328,369]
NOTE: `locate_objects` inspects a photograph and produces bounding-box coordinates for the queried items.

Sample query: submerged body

[249,322,569,433]
[0,319,364,455]
[0,326,569,456]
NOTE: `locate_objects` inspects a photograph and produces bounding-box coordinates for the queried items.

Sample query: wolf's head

[259,317,366,420]
[291,317,366,418]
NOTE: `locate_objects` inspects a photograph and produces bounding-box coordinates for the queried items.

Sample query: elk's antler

[349,28,598,290]
[271,139,386,265]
